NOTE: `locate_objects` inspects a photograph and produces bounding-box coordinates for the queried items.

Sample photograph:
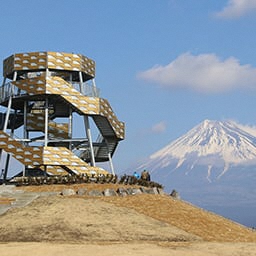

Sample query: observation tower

[0,51,124,181]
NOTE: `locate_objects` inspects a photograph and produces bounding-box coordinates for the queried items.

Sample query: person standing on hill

[133,171,140,179]
[141,170,150,181]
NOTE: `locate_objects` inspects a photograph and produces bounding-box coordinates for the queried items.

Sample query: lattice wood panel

[0,131,43,166]
[27,113,69,139]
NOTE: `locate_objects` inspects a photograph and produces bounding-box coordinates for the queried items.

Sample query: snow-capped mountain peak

[139,120,256,175]
[133,120,256,227]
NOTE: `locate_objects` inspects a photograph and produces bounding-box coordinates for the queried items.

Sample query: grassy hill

[0,183,255,243]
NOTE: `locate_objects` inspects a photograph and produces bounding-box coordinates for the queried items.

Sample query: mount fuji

[134,120,256,227]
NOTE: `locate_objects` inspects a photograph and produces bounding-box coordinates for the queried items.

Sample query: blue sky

[1,0,256,173]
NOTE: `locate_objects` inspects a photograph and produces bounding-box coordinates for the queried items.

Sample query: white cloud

[137,52,256,93]
[151,121,167,133]
[216,0,256,18]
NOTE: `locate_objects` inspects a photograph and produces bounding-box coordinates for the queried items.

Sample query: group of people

[133,169,151,181]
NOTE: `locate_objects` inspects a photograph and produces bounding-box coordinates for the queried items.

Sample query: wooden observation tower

[0,51,124,181]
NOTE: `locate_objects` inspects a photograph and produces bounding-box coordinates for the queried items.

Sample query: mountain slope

[138,120,256,179]
[134,120,256,227]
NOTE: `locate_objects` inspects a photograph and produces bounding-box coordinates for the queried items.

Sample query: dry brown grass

[11,183,256,243]
[18,183,141,193]
[101,194,256,242]
[0,197,15,205]
[0,195,198,243]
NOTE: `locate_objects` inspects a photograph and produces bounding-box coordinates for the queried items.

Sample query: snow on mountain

[134,119,256,227]
[137,120,256,178]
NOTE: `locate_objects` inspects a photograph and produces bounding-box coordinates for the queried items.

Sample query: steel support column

[79,71,96,167]
[44,97,49,146]
[108,152,115,175]
[84,115,96,167]
[23,101,28,176]
[2,71,17,182]
[105,139,115,175]
[0,76,7,177]
[68,107,73,150]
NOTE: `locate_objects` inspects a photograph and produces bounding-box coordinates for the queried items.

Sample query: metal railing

[0,82,27,102]
[0,79,100,103]
[71,82,100,97]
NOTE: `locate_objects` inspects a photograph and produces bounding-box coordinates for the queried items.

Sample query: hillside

[102,194,256,242]
[0,184,255,243]
[133,120,256,227]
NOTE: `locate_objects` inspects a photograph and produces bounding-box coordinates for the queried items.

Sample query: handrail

[71,81,100,97]
[0,82,27,102]
[0,80,100,103]
[73,133,104,160]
